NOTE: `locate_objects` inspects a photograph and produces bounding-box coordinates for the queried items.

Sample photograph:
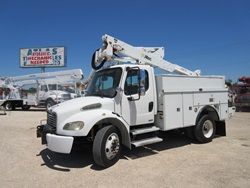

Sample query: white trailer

[37,34,235,168]
[0,69,83,110]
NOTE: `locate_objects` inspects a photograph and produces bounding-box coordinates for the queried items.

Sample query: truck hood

[49,96,114,115]
[48,96,117,137]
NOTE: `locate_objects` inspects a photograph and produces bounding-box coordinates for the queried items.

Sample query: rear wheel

[93,125,121,168]
[22,105,31,110]
[194,115,216,143]
[5,102,14,111]
[236,106,241,112]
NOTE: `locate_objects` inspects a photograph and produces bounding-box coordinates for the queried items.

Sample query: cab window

[41,85,47,91]
[124,69,149,95]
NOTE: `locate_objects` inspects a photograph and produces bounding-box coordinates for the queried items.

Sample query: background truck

[37,34,235,168]
[232,76,250,112]
[0,69,83,110]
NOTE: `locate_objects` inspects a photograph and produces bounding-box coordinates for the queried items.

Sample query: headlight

[63,121,84,131]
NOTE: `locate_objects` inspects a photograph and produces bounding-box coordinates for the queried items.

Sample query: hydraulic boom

[92,34,200,76]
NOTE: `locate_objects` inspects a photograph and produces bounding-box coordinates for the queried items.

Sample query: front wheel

[194,115,216,143]
[93,125,121,168]
[46,99,56,109]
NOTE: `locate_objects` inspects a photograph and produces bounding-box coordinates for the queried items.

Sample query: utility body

[0,69,83,110]
[37,34,235,168]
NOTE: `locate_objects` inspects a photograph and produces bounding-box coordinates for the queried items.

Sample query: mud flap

[215,121,226,136]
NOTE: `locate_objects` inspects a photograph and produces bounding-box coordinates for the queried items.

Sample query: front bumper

[46,134,74,154]
[37,124,74,154]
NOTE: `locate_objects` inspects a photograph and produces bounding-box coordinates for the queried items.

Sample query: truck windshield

[48,84,64,91]
[86,68,122,98]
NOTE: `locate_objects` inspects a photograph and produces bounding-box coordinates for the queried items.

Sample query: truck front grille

[47,111,57,128]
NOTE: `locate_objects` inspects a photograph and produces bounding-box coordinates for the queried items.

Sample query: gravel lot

[0,108,249,188]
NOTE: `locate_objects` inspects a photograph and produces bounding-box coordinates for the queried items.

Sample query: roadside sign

[20,46,67,68]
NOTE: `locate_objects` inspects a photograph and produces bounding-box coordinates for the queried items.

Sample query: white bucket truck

[37,35,235,168]
[0,69,83,110]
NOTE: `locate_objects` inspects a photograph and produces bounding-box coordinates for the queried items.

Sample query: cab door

[121,67,155,126]
[38,85,48,101]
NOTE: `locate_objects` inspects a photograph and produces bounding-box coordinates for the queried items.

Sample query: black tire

[194,115,216,143]
[22,105,31,110]
[236,106,241,112]
[5,102,14,111]
[46,99,56,109]
[91,49,106,70]
[93,125,121,168]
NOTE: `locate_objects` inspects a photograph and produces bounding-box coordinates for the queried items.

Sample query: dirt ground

[0,108,249,188]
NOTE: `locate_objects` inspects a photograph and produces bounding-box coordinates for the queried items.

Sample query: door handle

[148,102,153,112]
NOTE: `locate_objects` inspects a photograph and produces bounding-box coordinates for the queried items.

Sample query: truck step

[131,137,163,147]
[130,126,160,135]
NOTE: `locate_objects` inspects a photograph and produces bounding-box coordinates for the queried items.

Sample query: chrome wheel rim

[203,120,214,138]
[105,133,120,160]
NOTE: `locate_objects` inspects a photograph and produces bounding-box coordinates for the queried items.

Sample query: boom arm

[3,69,83,86]
[8,69,83,82]
[93,34,200,76]
[1,69,84,99]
